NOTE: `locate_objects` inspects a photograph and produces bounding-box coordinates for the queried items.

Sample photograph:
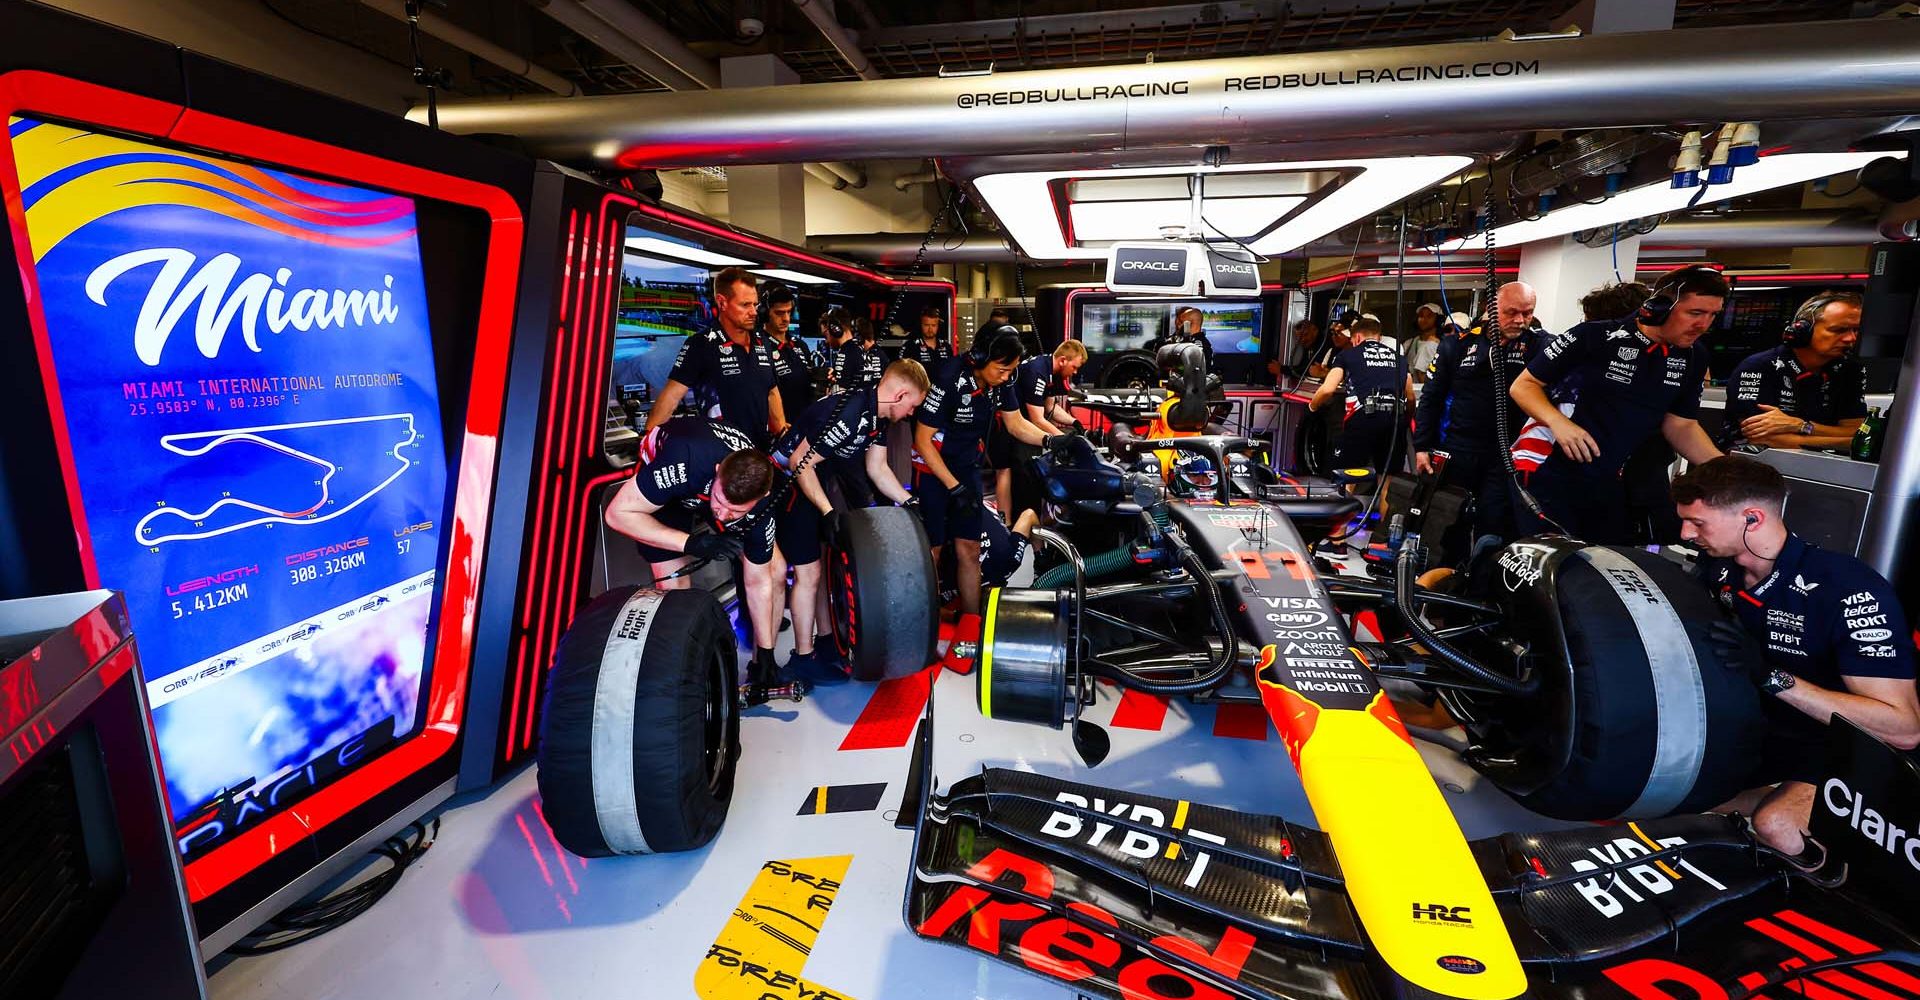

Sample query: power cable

[226,818,439,955]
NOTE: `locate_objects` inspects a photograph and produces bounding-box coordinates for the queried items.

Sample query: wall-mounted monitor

[1077,300,1264,355]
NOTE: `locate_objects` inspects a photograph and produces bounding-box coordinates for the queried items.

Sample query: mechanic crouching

[912,326,1069,668]
[1673,457,1920,869]
[771,360,931,685]
[1309,315,1413,485]
[604,417,788,694]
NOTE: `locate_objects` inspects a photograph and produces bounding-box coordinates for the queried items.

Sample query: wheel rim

[701,640,733,795]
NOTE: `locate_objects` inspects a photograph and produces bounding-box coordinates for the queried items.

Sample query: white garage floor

[206,614,1575,1000]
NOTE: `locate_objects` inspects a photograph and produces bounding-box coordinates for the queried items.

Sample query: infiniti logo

[86,248,402,366]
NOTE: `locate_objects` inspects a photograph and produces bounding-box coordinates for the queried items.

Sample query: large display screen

[612,244,710,396]
[11,118,446,859]
[1079,300,1263,355]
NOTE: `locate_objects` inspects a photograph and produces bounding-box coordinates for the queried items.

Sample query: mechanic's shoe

[940,614,982,675]
[739,648,809,707]
[811,639,848,673]
[785,647,850,686]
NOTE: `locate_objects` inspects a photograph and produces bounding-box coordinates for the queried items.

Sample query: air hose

[1394,538,1539,695]
[1034,546,1136,588]
[1084,542,1238,696]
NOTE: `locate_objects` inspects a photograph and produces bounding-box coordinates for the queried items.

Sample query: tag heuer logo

[1617,346,1638,360]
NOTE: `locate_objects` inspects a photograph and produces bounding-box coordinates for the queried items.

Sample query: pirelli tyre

[537,586,739,857]
[1476,538,1766,821]
[829,505,939,681]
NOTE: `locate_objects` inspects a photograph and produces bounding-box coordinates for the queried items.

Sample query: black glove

[1707,619,1765,682]
[684,530,744,562]
[1043,432,1079,455]
[947,479,981,519]
[897,495,921,510]
[819,508,847,551]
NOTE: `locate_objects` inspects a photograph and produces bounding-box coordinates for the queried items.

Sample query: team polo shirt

[667,329,778,446]
[772,387,885,467]
[1015,355,1068,411]
[1332,340,1403,420]
[1520,320,1710,476]
[1725,344,1867,436]
[915,356,1018,471]
[1412,326,1541,455]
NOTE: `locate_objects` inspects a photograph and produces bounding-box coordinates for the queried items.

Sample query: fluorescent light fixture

[1431,151,1902,251]
[1068,196,1304,242]
[751,268,838,285]
[974,156,1474,261]
[625,235,754,267]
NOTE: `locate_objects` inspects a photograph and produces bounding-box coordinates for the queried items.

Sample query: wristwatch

[1763,669,1798,695]
[1798,419,1815,436]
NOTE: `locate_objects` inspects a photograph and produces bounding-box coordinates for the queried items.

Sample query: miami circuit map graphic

[134,413,425,546]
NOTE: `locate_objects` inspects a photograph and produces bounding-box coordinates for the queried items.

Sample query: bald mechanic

[1508,265,1725,543]
[646,267,788,449]
[1412,281,1543,544]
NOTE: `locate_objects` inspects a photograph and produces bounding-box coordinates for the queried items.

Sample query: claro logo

[1118,259,1183,271]
[1824,777,1920,871]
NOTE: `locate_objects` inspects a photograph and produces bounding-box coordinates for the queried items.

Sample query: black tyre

[538,587,739,857]
[828,506,938,681]
[1098,351,1159,390]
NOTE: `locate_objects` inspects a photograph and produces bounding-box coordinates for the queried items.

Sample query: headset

[818,305,851,342]
[967,323,1026,368]
[1783,291,1854,348]
[1636,264,1727,326]
[756,281,793,336]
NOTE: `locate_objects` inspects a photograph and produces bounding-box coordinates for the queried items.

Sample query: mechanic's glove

[1042,433,1079,455]
[819,508,847,551]
[896,495,921,511]
[684,530,744,562]
[947,479,982,518]
[1707,619,1765,682]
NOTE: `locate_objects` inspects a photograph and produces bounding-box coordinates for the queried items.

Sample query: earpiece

[1745,514,1759,527]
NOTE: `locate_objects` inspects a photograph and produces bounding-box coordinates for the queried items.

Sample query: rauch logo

[86,248,403,366]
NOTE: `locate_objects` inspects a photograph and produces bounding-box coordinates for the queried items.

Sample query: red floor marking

[1212,702,1271,741]
[839,667,935,751]
[1108,689,1170,730]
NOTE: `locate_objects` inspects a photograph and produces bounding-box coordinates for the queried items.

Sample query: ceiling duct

[1507,128,1679,199]
[420,19,1920,167]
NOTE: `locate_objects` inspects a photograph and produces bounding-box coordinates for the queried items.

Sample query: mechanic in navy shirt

[771,360,931,683]
[646,267,787,449]
[1309,316,1413,479]
[900,306,952,370]
[760,282,818,420]
[603,417,785,679]
[1146,306,1217,373]
[1674,457,1920,865]
[1508,265,1727,543]
[914,327,1057,624]
[1413,282,1542,544]
[1723,291,1867,451]
[1014,339,1087,435]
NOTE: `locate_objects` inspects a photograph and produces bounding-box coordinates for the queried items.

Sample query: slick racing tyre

[1478,539,1765,820]
[538,586,739,857]
[1097,351,1159,391]
[828,506,939,681]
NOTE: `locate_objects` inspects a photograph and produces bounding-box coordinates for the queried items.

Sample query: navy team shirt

[631,417,776,561]
[1523,319,1710,476]
[915,356,1018,471]
[772,386,885,467]
[667,329,778,448]
[1724,344,1867,438]
[1015,355,1067,412]
[1332,339,1403,420]
[1699,534,1914,741]
[765,331,817,418]
[1412,326,1541,455]
[901,336,951,369]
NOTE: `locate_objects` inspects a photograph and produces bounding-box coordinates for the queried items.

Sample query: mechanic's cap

[1417,302,1445,317]
[1448,310,1472,330]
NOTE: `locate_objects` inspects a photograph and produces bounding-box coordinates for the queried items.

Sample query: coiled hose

[1034,546,1135,588]
[1394,541,1539,695]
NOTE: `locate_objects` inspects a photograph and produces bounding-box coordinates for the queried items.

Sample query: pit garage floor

[208,597,1582,1000]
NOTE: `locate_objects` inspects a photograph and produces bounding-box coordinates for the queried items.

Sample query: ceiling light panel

[1432,151,1902,251]
[1069,196,1305,242]
[625,235,755,266]
[976,156,1473,261]
[751,268,838,285]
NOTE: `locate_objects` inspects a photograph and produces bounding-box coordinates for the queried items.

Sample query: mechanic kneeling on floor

[1723,291,1867,450]
[604,417,787,688]
[913,326,1068,664]
[772,359,931,685]
[1674,456,1920,867]
[1309,315,1413,485]
[1508,264,1726,543]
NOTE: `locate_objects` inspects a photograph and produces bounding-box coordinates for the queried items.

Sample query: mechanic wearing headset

[1412,281,1542,544]
[760,282,818,419]
[900,305,952,369]
[604,418,785,683]
[771,359,931,684]
[817,305,861,389]
[1723,291,1867,450]
[852,315,887,386]
[1674,456,1920,868]
[913,326,1061,626]
[646,267,788,450]
[1508,265,1726,543]
[1310,315,1414,480]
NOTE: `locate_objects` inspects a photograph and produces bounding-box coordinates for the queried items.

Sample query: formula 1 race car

[898,348,1920,1000]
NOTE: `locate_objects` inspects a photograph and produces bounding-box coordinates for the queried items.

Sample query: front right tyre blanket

[829,505,939,681]
[537,586,739,857]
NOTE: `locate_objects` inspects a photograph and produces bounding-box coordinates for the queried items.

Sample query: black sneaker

[784,647,851,686]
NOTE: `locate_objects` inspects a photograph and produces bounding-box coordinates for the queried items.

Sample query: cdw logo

[1412,903,1472,924]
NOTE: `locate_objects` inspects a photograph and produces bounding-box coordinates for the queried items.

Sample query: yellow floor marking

[695,855,856,1000]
